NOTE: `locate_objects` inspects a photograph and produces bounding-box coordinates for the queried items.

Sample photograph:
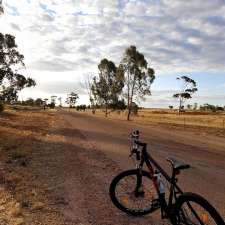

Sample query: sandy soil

[0,109,224,224]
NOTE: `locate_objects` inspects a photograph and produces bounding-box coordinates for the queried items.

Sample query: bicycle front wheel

[109,169,159,216]
[173,192,225,225]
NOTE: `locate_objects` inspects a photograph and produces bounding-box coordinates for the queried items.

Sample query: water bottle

[154,171,165,194]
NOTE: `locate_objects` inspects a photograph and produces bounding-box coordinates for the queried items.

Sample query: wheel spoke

[178,200,219,225]
[112,171,158,214]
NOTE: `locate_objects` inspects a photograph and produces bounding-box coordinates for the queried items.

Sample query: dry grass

[0,108,66,225]
[79,108,225,137]
[138,109,225,129]
[84,108,225,128]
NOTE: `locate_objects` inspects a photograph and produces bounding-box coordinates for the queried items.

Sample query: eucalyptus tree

[0,33,36,103]
[51,95,57,104]
[91,58,124,117]
[83,74,96,113]
[173,76,198,113]
[58,96,62,107]
[119,46,155,120]
[66,92,79,108]
[0,0,3,15]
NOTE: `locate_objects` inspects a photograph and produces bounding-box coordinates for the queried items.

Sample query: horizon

[0,0,225,108]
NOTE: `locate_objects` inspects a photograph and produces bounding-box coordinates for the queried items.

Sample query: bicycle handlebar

[130,130,146,148]
[134,140,147,148]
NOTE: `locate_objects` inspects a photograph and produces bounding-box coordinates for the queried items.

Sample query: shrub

[0,102,4,112]
[48,103,55,109]
[131,102,139,115]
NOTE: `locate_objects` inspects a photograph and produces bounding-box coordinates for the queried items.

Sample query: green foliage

[130,102,139,115]
[16,98,44,107]
[120,46,155,120]
[35,98,44,106]
[0,101,4,112]
[50,95,57,104]
[193,103,198,110]
[173,76,198,113]
[109,99,127,111]
[24,98,34,106]
[200,103,224,112]
[76,105,87,111]
[66,92,79,108]
[187,104,192,110]
[48,102,55,109]
[0,33,36,102]
[91,58,124,117]
[0,1,4,15]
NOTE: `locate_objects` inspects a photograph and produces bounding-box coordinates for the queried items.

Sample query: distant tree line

[169,103,225,112]
[199,104,225,112]
[13,96,60,109]
[76,105,87,111]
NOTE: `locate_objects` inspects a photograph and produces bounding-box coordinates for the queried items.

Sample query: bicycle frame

[125,133,224,224]
[134,142,208,225]
[137,143,183,219]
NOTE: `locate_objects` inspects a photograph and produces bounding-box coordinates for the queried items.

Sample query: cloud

[1,0,225,106]
[36,80,86,95]
[3,0,225,74]
[10,22,21,30]
[30,58,78,72]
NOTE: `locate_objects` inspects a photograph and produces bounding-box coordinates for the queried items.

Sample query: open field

[81,108,225,137]
[89,108,225,128]
[0,107,225,224]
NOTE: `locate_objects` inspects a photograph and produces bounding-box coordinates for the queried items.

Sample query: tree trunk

[127,67,130,119]
[105,104,108,117]
[127,107,131,121]
[127,72,136,121]
[178,96,182,114]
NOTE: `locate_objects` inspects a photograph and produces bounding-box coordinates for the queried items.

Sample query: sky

[0,0,225,108]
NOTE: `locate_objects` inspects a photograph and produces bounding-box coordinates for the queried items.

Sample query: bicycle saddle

[167,157,190,170]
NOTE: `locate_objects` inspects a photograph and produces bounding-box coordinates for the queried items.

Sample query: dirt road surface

[1,109,224,225]
[58,110,225,224]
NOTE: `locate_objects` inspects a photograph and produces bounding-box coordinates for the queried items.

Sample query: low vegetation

[82,108,225,136]
[0,108,73,225]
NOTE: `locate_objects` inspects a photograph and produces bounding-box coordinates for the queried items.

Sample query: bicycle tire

[172,192,225,225]
[109,169,159,216]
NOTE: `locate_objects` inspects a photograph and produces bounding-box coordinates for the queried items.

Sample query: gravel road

[56,110,225,224]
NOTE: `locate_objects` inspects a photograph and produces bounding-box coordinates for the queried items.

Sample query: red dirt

[0,109,224,224]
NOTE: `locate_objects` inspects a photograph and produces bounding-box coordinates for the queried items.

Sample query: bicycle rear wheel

[109,169,159,216]
[172,192,225,225]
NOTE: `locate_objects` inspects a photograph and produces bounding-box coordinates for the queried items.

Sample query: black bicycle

[109,130,225,225]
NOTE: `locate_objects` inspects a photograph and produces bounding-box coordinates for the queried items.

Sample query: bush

[48,103,55,109]
[0,102,4,112]
[131,102,139,115]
